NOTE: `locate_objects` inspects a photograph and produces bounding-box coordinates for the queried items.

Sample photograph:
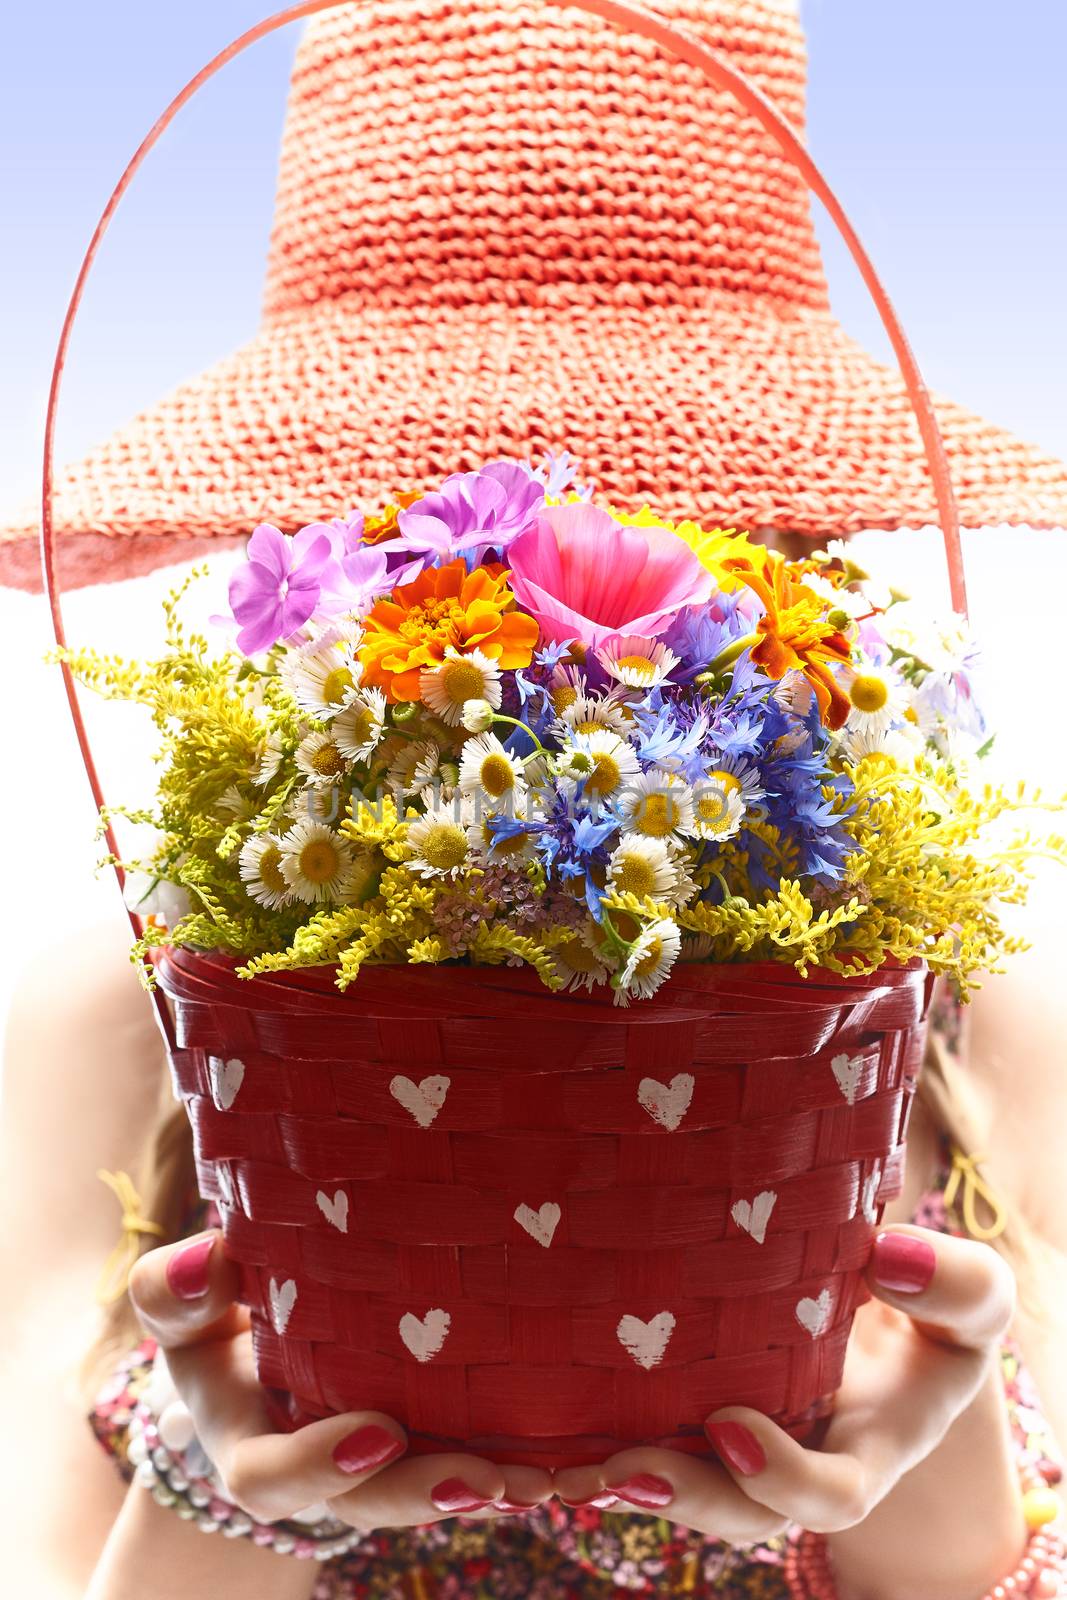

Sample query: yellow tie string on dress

[95,1169,166,1305]
[943,1146,1009,1243]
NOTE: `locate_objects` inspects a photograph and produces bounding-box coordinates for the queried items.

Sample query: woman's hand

[554,1225,1017,1543]
[128,1230,553,1531]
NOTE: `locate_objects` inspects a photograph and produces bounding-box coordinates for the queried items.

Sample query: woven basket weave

[158,948,932,1468]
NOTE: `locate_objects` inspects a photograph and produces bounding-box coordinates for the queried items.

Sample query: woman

[2,2,1065,1595]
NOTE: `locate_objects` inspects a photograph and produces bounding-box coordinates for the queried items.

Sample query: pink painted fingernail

[560,1490,618,1509]
[331,1425,404,1475]
[430,1477,493,1514]
[165,1236,214,1300]
[705,1420,767,1477]
[606,1472,674,1509]
[493,1497,541,1514]
[872,1231,936,1294]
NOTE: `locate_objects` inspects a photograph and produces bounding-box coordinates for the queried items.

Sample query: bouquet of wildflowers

[65,455,1063,1003]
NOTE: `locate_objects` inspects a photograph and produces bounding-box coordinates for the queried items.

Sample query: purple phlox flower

[523,449,591,499]
[381,459,546,569]
[914,669,987,748]
[227,523,339,655]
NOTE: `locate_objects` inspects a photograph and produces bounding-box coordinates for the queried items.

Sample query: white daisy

[278,820,354,903]
[215,784,254,819]
[287,784,344,826]
[843,664,907,740]
[466,808,538,866]
[606,836,679,902]
[617,769,695,843]
[552,687,632,738]
[680,931,717,962]
[419,648,503,727]
[406,797,475,879]
[281,634,364,721]
[801,571,867,621]
[333,689,387,761]
[295,728,351,787]
[615,918,682,1004]
[688,779,746,842]
[703,755,764,808]
[597,636,681,690]
[839,721,923,767]
[458,733,527,809]
[254,729,287,786]
[461,698,496,733]
[554,730,641,806]
[772,671,816,718]
[554,932,613,994]
[239,832,294,910]
[384,737,443,799]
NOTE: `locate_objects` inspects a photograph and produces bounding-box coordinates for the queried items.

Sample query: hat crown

[263,0,829,318]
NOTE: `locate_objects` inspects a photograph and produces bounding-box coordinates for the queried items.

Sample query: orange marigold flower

[361,491,420,546]
[723,554,853,729]
[360,560,539,701]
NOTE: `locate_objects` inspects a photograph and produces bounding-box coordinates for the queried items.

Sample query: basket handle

[40,0,968,1045]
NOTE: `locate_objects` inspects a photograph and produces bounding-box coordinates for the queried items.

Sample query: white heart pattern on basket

[208,1055,245,1111]
[316,1188,349,1234]
[389,1074,451,1128]
[616,1311,677,1370]
[830,1052,865,1106]
[637,1073,695,1132]
[731,1189,778,1245]
[514,1201,561,1248]
[795,1288,833,1339]
[861,1164,882,1224]
[268,1277,297,1336]
[399,1308,452,1363]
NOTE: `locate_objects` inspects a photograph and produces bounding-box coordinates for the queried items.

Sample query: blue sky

[1,0,1064,521]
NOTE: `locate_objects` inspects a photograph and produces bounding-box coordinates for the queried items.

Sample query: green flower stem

[705,632,759,675]
[490,713,549,760]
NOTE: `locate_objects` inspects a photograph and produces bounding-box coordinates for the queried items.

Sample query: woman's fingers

[700,1227,1017,1534]
[329,1452,551,1531]
[128,1228,244,1346]
[865,1224,1016,1351]
[555,1449,789,1542]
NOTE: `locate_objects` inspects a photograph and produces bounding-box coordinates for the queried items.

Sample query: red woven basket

[40,1,970,1473]
[156,948,932,1467]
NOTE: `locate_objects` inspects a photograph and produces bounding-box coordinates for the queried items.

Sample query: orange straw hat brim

[5,0,1066,591]
[7,288,1066,591]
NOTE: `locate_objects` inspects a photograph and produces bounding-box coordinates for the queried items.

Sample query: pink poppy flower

[506,503,712,649]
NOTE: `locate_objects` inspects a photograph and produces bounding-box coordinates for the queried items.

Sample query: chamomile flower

[554,932,613,994]
[278,820,354,903]
[554,730,641,805]
[406,798,475,879]
[295,728,351,787]
[239,832,294,909]
[458,733,527,808]
[606,836,678,901]
[801,570,866,621]
[597,636,681,690]
[287,784,343,825]
[333,689,387,761]
[772,672,816,718]
[419,648,503,727]
[618,769,695,843]
[215,784,254,819]
[688,778,745,842]
[281,634,364,720]
[840,721,923,768]
[843,663,907,740]
[703,755,764,808]
[461,698,496,733]
[466,809,538,866]
[615,917,682,1004]
[553,687,631,738]
[680,931,717,962]
[254,729,287,786]
[384,737,444,799]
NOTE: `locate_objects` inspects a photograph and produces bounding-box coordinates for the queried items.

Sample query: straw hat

[5,0,1065,591]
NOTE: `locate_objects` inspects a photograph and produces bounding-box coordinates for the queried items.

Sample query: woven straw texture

[5,0,1066,592]
[158,948,932,1469]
